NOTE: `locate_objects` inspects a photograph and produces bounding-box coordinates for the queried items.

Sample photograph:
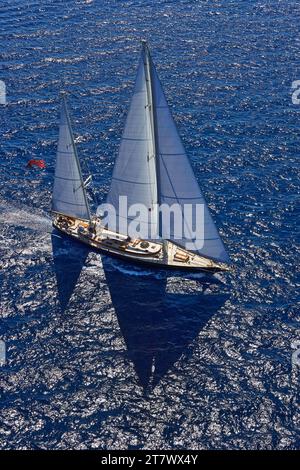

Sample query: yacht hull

[52,215,230,273]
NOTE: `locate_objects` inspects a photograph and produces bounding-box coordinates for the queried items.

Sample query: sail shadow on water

[102,256,229,392]
[51,229,89,311]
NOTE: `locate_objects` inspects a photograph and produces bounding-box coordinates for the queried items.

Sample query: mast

[61,93,91,221]
[142,40,162,237]
[140,44,229,262]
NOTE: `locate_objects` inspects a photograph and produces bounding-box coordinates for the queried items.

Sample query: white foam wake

[0,201,52,232]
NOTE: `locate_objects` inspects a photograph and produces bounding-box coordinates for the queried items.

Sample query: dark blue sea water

[0,0,299,450]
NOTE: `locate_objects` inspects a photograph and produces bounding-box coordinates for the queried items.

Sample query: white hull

[53,214,230,273]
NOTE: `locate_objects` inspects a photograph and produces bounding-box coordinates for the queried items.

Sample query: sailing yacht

[52,41,230,272]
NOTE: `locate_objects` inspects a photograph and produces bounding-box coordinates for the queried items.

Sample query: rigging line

[145,43,162,236]
[145,81,157,213]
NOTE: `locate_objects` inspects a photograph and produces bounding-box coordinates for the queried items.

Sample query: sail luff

[142,41,162,236]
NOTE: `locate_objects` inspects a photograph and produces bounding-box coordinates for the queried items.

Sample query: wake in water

[0,200,227,286]
[0,201,52,232]
[106,257,224,283]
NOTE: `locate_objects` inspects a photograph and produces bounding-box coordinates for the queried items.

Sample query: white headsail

[149,52,229,263]
[52,96,91,222]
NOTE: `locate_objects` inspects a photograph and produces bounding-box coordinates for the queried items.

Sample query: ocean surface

[0,0,299,450]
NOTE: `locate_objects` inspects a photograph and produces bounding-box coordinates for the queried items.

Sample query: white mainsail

[52,96,91,222]
[106,53,158,238]
[106,42,229,264]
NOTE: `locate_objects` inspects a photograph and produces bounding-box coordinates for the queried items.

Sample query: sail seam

[185,237,223,241]
[54,199,87,207]
[57,150,74,155]
[55,176,81,182]
[115,213,157,224]
[122,137,150,142]
[112,176,155,185]
[160,195,203,200]
[159,153,185,156]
